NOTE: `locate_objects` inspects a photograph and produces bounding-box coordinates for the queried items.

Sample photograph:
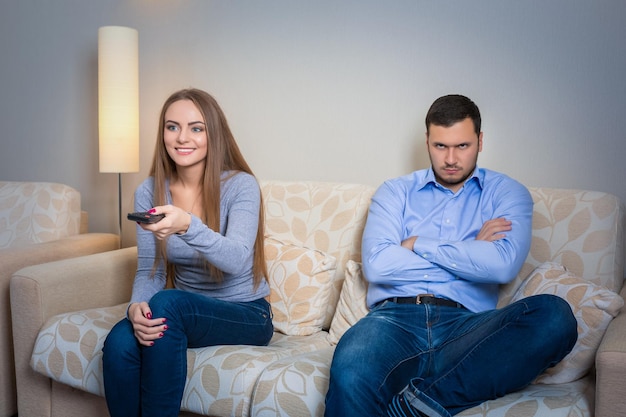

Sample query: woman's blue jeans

[102,290,273,417]
[325,294,577,417]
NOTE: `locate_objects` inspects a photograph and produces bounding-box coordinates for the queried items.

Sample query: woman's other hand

[127,302,168,346]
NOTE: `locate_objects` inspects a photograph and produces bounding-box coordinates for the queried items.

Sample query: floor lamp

[98,26,140,237]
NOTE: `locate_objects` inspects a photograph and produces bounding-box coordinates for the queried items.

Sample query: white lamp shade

[98,26,139,173]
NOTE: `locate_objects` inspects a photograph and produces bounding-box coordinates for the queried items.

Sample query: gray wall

[1,1,625,247]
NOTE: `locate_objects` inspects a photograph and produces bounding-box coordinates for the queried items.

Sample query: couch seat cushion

[251,346,335,417]
[248,346,594,417]
[182,332,331,416]
[31,303,333,417]
[458,376,594,417]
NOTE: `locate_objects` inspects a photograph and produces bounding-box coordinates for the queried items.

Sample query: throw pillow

[265,236,337,336]
[510,262,623,384]
[328,260,369,344]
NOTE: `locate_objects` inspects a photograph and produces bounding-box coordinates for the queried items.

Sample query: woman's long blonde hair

[149,88,267,289]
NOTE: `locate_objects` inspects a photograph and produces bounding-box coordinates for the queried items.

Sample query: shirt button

[452,263,457,268]
[424,274,429,278]
[446,219,451,224]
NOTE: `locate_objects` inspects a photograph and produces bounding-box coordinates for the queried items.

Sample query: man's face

[426,117,483,193]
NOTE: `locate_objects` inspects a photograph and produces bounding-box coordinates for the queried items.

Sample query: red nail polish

[147,312,152,319]
[148,208,156,214]
[162,318,167,323]
[159,333,164,338]
[163,325,168,330]
[150,342,154,346]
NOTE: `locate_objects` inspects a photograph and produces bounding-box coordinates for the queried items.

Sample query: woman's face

[163,99,208,171]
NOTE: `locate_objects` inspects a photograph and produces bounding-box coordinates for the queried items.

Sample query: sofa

[10,180,626,417]
[0,181,120,417]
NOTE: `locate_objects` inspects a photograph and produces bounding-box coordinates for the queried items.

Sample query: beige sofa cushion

[265,237,337,336]
[456,377,594,416]
[250,346,335,416]
[499,188,625,305]
[511,262,623,384]
[30,301,333,416]
[261,181,374,329]
[30,303,127,394]
[0,181,82,248]
[328,260,368,345]
[250,344,595,417]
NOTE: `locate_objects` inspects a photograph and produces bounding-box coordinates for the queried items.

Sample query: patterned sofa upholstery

[9,181,626,417]
[0,181,120,417]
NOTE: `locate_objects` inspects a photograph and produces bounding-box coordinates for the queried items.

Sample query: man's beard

[433,164,476,189]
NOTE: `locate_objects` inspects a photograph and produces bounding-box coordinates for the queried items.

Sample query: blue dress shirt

[362,167,533,312]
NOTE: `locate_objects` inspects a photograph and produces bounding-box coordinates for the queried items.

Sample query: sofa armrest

[0,232,119,417]
[10,246,136,417]
[80,210,89,234]
[596,297,626,417]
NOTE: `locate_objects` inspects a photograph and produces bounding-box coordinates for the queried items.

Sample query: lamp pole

[118,173,123,236]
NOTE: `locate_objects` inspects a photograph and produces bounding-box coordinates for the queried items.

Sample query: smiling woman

[163,99,209,218]
[101,88,272,417]
[164,100,208,171]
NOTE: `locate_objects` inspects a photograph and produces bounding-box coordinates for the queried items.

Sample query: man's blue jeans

[102,289,273,417]
[325,294,577,417]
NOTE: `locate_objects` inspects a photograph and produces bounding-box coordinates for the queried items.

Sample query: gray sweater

[130,171,269,304]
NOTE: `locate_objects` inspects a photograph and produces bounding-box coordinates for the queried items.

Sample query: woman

[102,88,273,417]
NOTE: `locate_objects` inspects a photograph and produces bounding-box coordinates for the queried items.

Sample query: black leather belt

[386,294,465,309]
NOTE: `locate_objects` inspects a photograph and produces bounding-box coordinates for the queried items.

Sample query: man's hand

[401,236,417,250]
[475,218,512,242]
[127,302,168,347]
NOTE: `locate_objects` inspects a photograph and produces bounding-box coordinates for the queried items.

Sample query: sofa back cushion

[264,236,337,336]
[260,181,374,329]
[0,181,82,249]
[499,187,625,305]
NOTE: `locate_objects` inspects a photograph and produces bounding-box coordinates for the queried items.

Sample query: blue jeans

[102,290,273,417]
[325,294,577,417]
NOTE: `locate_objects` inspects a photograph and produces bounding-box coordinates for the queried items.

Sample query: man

[324,95,577,417]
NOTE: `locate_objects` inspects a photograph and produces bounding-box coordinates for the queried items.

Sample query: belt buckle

[415,294,434,304]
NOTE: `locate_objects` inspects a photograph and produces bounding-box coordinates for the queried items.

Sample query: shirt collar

[418,166,484,192]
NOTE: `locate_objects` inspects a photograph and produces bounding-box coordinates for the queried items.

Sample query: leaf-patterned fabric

[27,184,625,417]
[0,181,82,248]
[499,189,624,305]
[511,262,623,384]
[264,236,337,336]
[261,181,374,330]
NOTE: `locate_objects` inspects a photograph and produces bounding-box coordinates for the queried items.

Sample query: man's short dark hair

[425,94,481,136]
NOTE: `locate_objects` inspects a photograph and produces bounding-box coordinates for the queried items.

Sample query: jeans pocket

[247,298,273,322]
